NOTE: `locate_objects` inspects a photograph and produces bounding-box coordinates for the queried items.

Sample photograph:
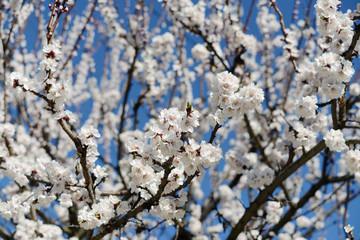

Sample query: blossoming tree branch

[1,0,360,239]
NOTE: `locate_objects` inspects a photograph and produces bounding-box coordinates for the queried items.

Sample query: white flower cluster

[78,125,101,168]
[352,3,360,17]
[164,0,205,27]
[136,32,177,100]
[126,106,222,221]
[299,0,356,100]
[41,41,69,112]
[188,205,203,235]
[295,95,318,119]
[2,158,28,185]
[209,71,264,125]
[248,168,275,189]
[39,41,62,72]
[45,160,74,192]
[266,201,283,225]
[150,193,187,222]
[283,122,317,150]
[315,0,354,54]
[7,72,36,93]
[344,150,360,182]
[282,28,300,59]
[1,124,34,185]
[150,33,175,59]
[226,149,276,189]
[314,52,354,99]
[7,40,69,114]
[217,185,245,224]
[0,123,81,221]
[78,196,119,230]
[225,149,249,174]
[192,44,210,62]
[324,129,348,152]
[32,184,57,209]
[350,83,360,96]
[257,5,280,35]
[0,192,31,222]
[225,26,258,71]
[14,219,66,240]
[296,216,311,228]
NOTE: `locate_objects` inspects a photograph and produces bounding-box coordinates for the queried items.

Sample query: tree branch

[227,140,326,240]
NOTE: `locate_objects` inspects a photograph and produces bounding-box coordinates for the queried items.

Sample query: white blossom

[344,224,354,234]
[324,129,348,152]
[295,95,318,118]
[266,201,283,225]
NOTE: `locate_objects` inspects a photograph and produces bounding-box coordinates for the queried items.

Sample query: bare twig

[227,140,326,240]
[270,0,299,73]
[242,0,256,32]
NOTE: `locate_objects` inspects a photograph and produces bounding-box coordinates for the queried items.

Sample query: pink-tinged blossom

[129,159,159,199]
[53,110,78,124]
[46,160,71,184]
[78,206,98,230]
[208,109,228,126]
[158,107,183,130]
[39,57,58,72]
[314,53,354,100]
[42,40,62,60]
[125,139,145,154]
[315,52,342,78]
[164,168,185,194]
[338,59,355,82]
[7,72,36,92]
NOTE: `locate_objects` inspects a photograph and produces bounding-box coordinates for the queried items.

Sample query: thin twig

[227,140,327,240]
[242,0,256,32]
[270,0,299,73]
